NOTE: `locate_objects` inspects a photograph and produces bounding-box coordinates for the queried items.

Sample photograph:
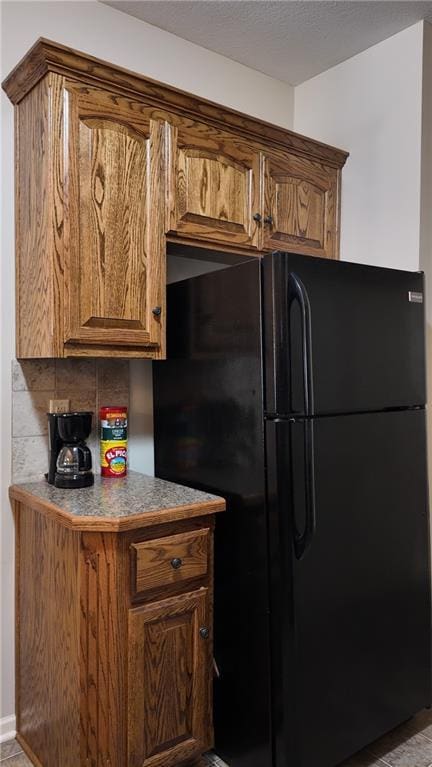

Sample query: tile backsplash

[11,359,130,483]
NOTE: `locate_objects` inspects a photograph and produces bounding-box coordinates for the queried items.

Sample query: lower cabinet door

[128,588,212,767]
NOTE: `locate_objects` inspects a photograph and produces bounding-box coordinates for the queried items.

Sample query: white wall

[294,20,432,498]
[294,22,425,271]
[420,24,432,294]
[1,1,294,125]
[0,0,294,725]
[419,24,432,485]
[420,24,432,290]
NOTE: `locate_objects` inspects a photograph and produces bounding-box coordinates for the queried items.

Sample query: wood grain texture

[125,516,214,607]
[146,116,166,358]
[9,485,225,532]
[5,40,348,361]
[15,73,64,358]
[13,499,21,735]
[15,734,44,767]
[13,494,217,767]
[14,502,80,767]
[166,233,263,259]
[63,343,164,358]
[167,122,260,249]
[2,37,348,168]
[13,73,166,359]
[128,589,211,767]
[262,150,339,258]
[80,531,129,767]
[64,82,165,350]
[131,527,209,596]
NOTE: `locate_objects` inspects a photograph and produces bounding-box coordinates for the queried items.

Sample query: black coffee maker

[47,412,94,488]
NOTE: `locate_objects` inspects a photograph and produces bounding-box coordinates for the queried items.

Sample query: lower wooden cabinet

[128,589,211,767]
[10,494,219,767]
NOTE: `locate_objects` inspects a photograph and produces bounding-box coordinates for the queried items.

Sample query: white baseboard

[0,714,16,743]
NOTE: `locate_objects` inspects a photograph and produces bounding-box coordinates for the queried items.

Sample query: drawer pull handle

[200,627,210,640]
[171,557,183,569]
[253,212,262,223]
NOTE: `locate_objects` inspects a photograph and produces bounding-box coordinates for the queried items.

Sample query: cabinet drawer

[131,528,209,595]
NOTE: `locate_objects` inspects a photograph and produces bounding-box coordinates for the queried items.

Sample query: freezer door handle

[288,272,314,416]
[294,419,317,560]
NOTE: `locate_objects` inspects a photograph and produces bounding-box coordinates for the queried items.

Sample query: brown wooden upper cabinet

[64,82,165,354]
[261,150,339,258]
[7,73,166,359]
[167,123,341,259]
[3,38,348,359]
[166,121,261,249]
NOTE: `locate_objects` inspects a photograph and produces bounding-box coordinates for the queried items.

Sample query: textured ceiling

[103,0,432,85]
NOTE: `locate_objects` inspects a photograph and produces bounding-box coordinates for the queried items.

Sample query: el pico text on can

[100,406,128,477]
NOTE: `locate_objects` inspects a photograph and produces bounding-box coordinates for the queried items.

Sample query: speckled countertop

[9,471,225,531]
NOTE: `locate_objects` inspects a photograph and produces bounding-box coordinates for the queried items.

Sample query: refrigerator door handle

[294,419,317,560]
[288,273,314,416]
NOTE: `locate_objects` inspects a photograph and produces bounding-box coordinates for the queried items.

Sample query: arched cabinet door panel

[167,121,261,249]
[63,83,166,350]
[262,151,340,259]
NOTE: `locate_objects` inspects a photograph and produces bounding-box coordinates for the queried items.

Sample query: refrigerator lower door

[266,409,431,767]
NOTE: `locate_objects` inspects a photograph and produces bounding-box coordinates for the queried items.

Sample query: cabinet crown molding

[2,37,349,168]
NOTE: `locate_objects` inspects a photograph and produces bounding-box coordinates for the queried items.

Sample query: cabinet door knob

[252,212,262,223]
[171,557,182,569]
[152,306,162,317]
[264,215,273,225]
[199,627,210,639]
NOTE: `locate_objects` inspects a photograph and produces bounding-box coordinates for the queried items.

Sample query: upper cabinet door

[63,83,165,350]
[262,151,340,259]
[167,121,261,249]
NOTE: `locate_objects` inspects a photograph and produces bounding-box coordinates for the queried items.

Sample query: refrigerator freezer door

[264,253,426,416]
[266,409,431,767]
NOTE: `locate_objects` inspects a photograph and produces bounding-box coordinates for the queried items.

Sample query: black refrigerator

[153,252,431,767]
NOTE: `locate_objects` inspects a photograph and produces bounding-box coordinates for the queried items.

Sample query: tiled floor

[1,709,431,766]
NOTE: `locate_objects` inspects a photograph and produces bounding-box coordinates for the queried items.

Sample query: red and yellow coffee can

[99,406,128,478]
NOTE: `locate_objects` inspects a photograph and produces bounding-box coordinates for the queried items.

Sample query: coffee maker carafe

[47,412,94,488]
